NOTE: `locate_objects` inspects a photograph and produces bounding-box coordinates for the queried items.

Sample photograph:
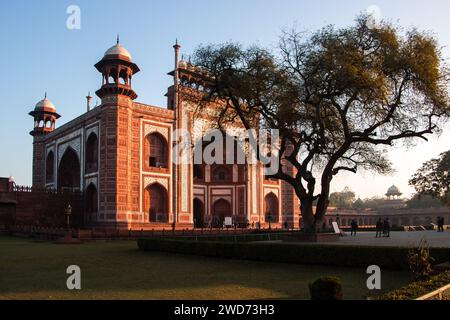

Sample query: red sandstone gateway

[27,40,300,231]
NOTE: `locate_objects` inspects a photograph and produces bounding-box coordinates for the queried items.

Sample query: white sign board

[224,217,233,227]
[332,222,340,234]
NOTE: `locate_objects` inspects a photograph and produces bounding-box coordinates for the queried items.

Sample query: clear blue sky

[1,0,449,198]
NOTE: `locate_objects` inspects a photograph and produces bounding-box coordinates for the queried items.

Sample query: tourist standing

[376,218,383,238]
[383,218,391,237]
[438,217,444,232]
[350,219,358,236]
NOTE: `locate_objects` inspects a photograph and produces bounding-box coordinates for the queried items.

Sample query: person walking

[376,218,383,238]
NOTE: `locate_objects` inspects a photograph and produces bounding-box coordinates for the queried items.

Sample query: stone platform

[267,230,450,248]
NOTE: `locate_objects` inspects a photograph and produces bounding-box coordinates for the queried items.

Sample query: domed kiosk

[386,185,402,200]
[94,37,140,100]
[28,94,60,136]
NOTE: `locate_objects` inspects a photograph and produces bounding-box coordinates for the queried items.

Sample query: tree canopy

[409,151,450,205]
[329,187,356,209]
[406,193,446,209]
[191,15,450,231]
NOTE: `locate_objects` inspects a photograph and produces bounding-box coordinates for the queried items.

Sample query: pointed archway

[212,199,231,228]
[144,183,168,223]
[85,183,98,224]
[193,198,204,228]
[264,193,279,223]
[144,133,168,169]
[85,133,98,174]
[58,148,81,191]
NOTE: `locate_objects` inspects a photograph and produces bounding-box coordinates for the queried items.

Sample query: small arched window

[85,133,98,174]
[145,133,168,169]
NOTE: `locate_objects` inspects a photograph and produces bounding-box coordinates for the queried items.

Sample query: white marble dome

[104,43,132,61]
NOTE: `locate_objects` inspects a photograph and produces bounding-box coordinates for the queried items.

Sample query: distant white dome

[8,176,14,183]
[386,185,402,196]
[35,97,56,112]
[178,59,187,69]
[104,43,132,61]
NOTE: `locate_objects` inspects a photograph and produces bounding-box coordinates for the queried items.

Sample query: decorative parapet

[133,102,175,119]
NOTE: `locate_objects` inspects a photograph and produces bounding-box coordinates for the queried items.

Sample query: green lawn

[0,236,412,300]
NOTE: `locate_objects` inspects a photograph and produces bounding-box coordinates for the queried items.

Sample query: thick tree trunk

[300,198,328,233]
[300,199,316,233]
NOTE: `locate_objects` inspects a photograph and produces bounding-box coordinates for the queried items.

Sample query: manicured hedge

[374,271,450,300]
[137,238,450,270]
[163,232,291,242]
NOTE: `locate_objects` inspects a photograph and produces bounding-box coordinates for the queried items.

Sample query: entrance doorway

[212,199,232,228]
[193,198,204,228]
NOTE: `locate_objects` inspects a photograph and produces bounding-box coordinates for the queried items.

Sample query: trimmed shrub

[137,238,450,270]
[408,239,434,280]
[374,271,450,300]
[309,277,343,300]
[163,232,290,242]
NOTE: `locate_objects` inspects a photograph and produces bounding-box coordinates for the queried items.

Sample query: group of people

[375,218,391,238]
[437,216,446,232]
[349,218,391,237]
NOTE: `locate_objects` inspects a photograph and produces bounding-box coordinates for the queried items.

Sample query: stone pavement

[313,230,450,248]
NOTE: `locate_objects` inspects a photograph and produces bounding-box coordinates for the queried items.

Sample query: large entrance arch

[264,193,279,223]
[212,199,231,228]
[85,183,98,224]
[58,148,81,191]
[144,183,168,223]
[193,198,204,228]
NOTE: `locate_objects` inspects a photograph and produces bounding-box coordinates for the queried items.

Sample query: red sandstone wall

[32,139,46,188]
[98,102,119,221]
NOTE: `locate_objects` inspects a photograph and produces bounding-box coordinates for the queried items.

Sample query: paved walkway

[310,231,450,248]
